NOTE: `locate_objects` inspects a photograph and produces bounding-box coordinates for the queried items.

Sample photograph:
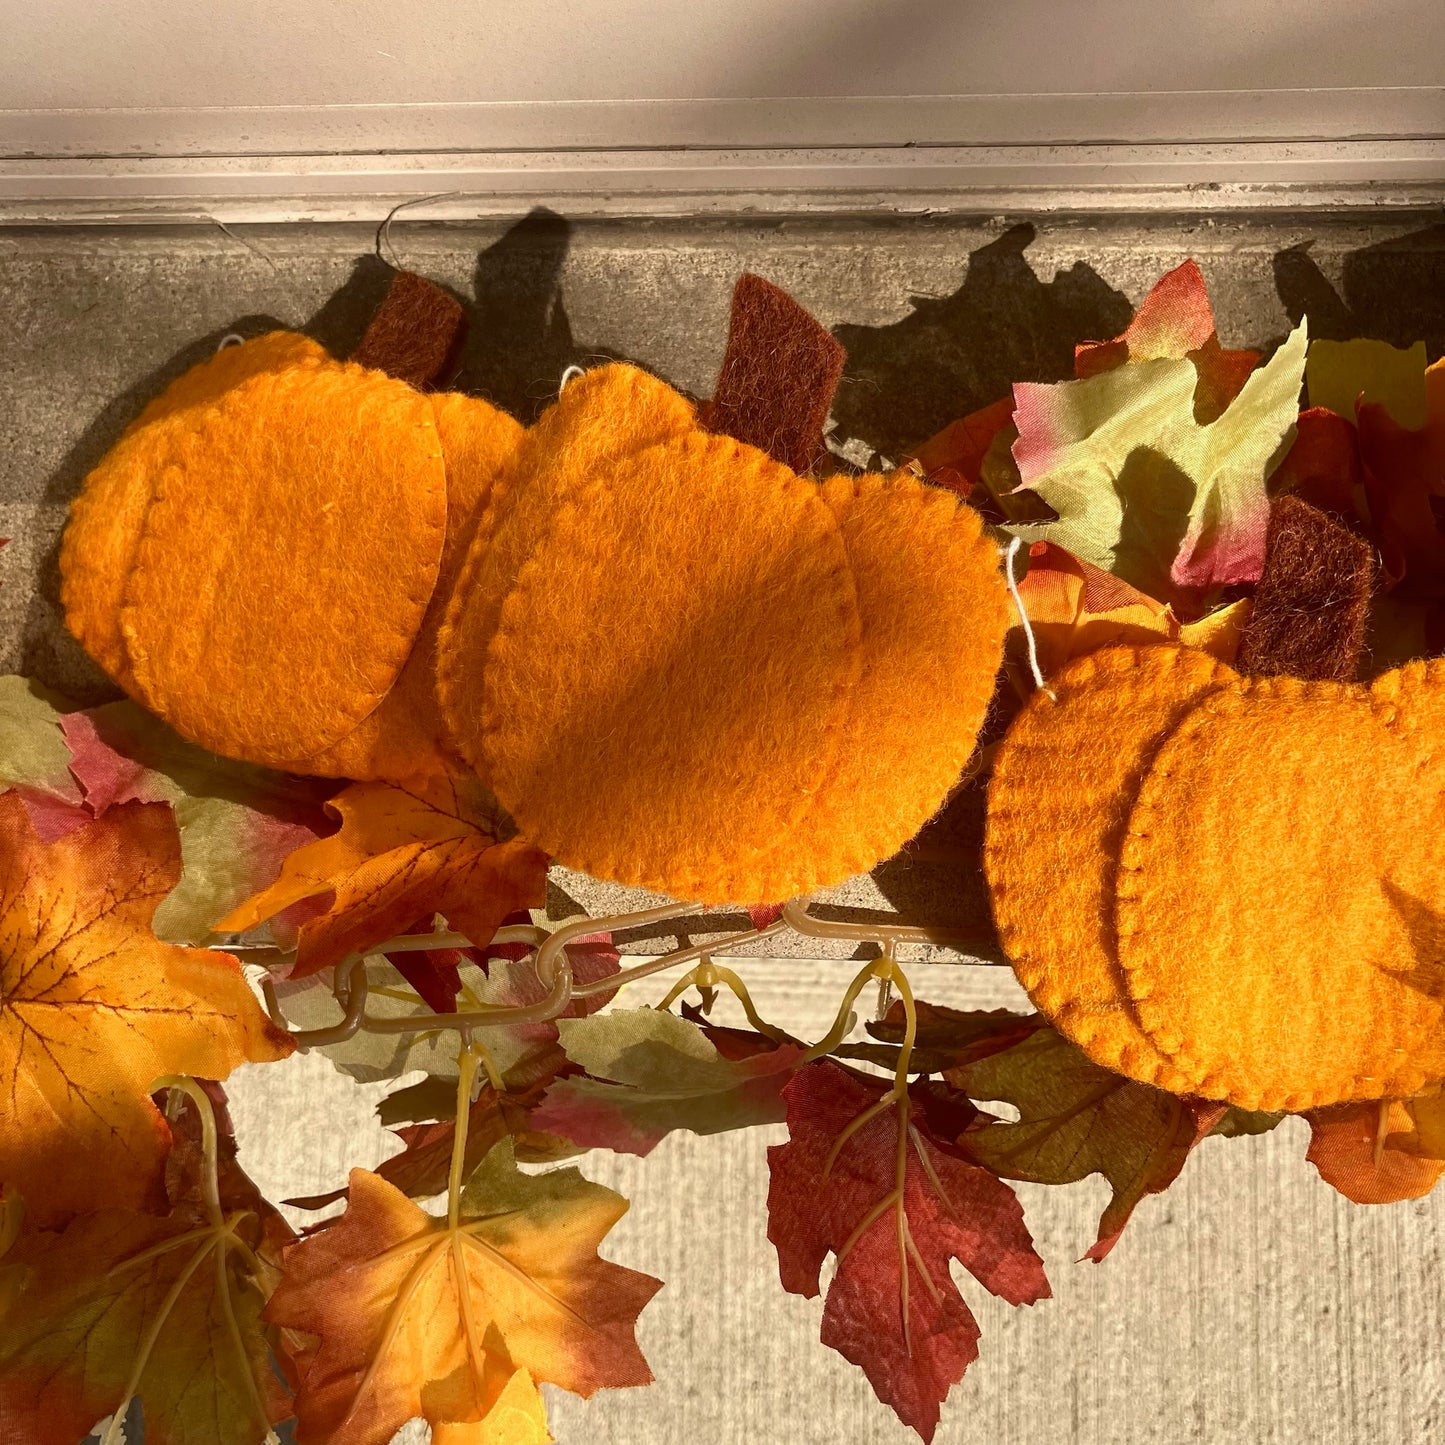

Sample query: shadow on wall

[829,221,1134,464]
[1274,223,1445,359]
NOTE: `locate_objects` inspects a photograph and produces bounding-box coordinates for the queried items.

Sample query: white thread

[1005,534,1056,699]
[559,365,586,394]
[215,333,245,352]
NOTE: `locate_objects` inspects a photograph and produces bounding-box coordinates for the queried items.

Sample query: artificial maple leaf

[1306,337,1430,431]
[947,1025,1224,1260]
[0,1095,293,1445]
[904,396,1016,500]
[1002,541,1251,689]
[838,1000,1046,1076]
[1008,320,1307,615]
[1357,358,1445,600]
[767,1061,1048,1443]
[531,1007,805,1156]
[1305,1094,1445,1204]
[0,674,94,841]
[1073,259,1261,424]
[0,793,293,1223]
[216,777,549,977]
[61,699,331,946]
[265,1141,661,1445]
[288,1081,554,1211]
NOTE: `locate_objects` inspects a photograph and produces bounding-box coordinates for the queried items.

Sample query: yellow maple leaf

[0,792,292,1224]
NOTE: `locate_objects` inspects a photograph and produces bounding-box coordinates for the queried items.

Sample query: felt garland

[11,253,1445,1445]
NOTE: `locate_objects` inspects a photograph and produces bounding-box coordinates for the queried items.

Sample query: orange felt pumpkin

[60,273,1011,905]
[986,643,1445,1111]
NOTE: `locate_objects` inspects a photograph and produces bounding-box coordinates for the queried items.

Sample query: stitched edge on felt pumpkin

[59,332,334,687]
[1115,670,1445,1110]
[476,429,863,902]
[120,361,447,766]
[736,470,1010,885]
[985,644,1234,1093]
[288,391,527,783]
[436,364,696,770]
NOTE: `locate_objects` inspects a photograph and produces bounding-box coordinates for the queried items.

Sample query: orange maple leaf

[215,776,549,977]
[1306,1091,1445,1205]
[0,792,292,1224]
[265,1141,660,1445]
[1010,540,1250,683]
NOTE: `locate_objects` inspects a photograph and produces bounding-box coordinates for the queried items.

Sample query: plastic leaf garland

[7,256,1445,1445]
[0,793,292,1224]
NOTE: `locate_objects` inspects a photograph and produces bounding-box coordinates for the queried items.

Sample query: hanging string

[375,191,463,270]
[1004,535,1055,701]
[559,364,586,394]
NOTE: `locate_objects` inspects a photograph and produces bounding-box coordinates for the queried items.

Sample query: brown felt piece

[699,273,846,475]
[1235,494,1374,682]
[985,646,1236,1093]
[59,332,333,687]
[297,391,524,783]
[350,269,467,390]
[436,364,696,765]
[120,362,448,768]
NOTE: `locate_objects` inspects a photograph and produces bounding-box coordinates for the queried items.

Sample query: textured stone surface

[8,212,1444,1444]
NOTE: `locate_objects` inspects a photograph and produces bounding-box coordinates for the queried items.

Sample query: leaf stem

[448,1042,481,1231]
[153,1076,223,1229]
[656,961,790,1043]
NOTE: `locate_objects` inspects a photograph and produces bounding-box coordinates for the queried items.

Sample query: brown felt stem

[700,273,847,475]
[351,269,467,390]
[1236,494,1375,682]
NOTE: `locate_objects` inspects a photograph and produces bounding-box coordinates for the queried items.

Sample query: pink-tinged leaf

[767,1061,1048,1442]
[12,787,93,843]
[1076,260,1217,375]
[533,1009,804,1156]
[1074,260,1261,423]
[59,702,331,946]
[1011,322,1306,616]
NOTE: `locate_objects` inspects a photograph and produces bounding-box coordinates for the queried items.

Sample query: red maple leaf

[766,1061,1049,1442]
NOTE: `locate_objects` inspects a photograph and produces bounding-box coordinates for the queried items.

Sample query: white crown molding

[2,138,1442,224]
